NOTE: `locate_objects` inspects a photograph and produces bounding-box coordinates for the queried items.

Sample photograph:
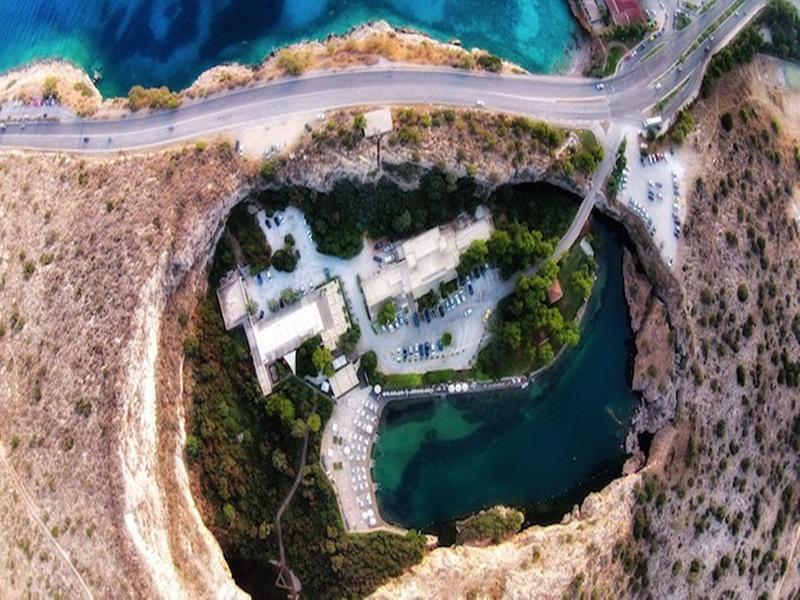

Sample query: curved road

[0,0,775,154]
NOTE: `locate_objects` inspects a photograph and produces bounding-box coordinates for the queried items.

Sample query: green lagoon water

[373,218,638,533]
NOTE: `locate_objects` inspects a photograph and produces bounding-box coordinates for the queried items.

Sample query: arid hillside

[0,144,251,597]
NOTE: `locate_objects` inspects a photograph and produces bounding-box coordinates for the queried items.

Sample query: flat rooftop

[361,213,493,318]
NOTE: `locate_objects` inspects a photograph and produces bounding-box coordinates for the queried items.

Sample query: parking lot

[620,133,686,269]
[240,205,513,375]
[368,266,512,373]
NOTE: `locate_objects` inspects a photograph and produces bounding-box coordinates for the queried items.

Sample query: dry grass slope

[0,145,250,597]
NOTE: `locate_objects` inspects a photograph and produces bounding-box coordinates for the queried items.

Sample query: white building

[218,278,350,395]
[361,212,493,319]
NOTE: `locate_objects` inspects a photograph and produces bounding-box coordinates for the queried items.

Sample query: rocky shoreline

[0,19,591,119]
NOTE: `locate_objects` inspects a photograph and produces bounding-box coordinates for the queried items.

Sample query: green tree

[185,435,201,458]
[312,346,335,377]
[272,248,298,272]
[338,326,362,356]
[458,239,489,275]
[571,267,594,299]
[360,350,378,380]
[307,413,322,433]
[441,332,453,347]
[265,393,295,427]
[377,301,397,326]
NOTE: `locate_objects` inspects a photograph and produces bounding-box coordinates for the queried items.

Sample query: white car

[655,82,662,91]
[475,99,485,107]
[315,113,326,121]
[596,82,605,91]
[464,308,474,316]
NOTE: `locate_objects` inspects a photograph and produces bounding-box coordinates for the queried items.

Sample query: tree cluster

[226,203,272,275]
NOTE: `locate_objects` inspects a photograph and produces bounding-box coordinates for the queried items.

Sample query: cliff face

[0,145,251,597]
[622,249,675,405]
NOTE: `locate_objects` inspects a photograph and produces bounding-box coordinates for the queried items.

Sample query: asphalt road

[0,0,773,154]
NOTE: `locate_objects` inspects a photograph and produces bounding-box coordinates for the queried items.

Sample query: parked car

[373,255,383,264]
[468,283,474,295]
[424,309,431,323]
[413,313,420,327]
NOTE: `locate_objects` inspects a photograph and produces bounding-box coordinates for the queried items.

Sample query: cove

[0,0,579,97]
[372,216,638,536]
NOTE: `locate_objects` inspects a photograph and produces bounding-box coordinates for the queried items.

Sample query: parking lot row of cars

[394,339,449,363]
[378,264,492,332]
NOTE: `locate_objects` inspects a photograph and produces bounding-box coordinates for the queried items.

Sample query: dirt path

[273,429,309,577]
[0,442,95,599]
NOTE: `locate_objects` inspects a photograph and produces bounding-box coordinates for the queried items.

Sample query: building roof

[329,363,359,398]
[216,277,249,330]
[607,0,645,25]
[251,280,349,365]
[364,108,394,137]
[361,217,493,319]
[547,280,564,305]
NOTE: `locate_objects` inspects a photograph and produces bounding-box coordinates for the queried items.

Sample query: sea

[0,0,580,97]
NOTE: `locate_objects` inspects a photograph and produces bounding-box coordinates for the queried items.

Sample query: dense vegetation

[701,26,764,96]
[669,110,695,144]
[257,169,479,258]
[607,138,628,198]
[226,203,272,275]
[187,264,425,598]
[455,506,524,545]
[477,243,595,378]
[602,22,655,44]
[490,181,580,241]
[702,0,800,96]
[763,0,800,60]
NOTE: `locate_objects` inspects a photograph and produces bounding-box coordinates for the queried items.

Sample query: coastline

[0,17,593,119]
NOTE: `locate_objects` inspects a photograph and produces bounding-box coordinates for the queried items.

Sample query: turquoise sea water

[373,218,638,533]
[0,0,579,97]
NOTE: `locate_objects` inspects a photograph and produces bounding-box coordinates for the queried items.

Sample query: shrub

[476,53,503,72]
[127,85,181,111]
[271,248,298,272]
[737,284,749,302]
[456,506,524,545]
[72,81,93,97]
[277,49,311,75]
[260,159,277,181]
[441,332,453,346]
[42,76,59,99]
[721,112,734,132]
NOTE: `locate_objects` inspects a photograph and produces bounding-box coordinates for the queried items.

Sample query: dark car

[274,216,281,227]
[413,313,420,327]
[424,309,431,323]
[472,267,481,279]
[373,255,383,264]
[402,348,408,360]
[265,219,272,229]
[437,340,444,351]
[424,342,431,357]
[438,305,445,317]
[468,283,474,295]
